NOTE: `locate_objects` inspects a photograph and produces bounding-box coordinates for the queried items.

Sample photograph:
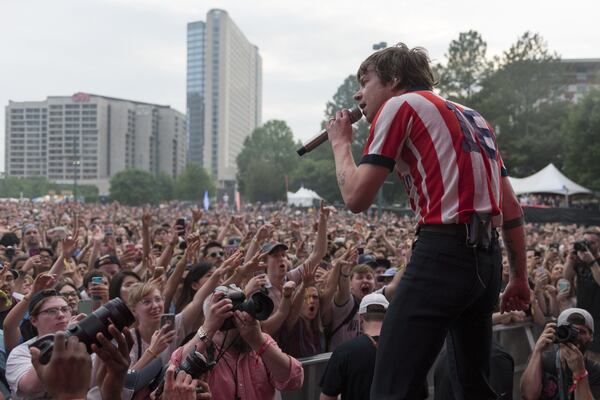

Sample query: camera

[154,350,214,396]
[554,323,580,344]
[177,350,215,378]
[574,240,590,253]
[220,289,274,331]
[30,298,135,364]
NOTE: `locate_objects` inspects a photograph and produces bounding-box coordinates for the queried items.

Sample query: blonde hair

[127,282,161,310]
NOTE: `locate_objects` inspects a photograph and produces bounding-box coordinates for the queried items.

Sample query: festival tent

[508,163,592,195]
[287,186,322,207]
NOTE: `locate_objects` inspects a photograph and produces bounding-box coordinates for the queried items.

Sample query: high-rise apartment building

[187,9,262,190]
[5,93,186,194]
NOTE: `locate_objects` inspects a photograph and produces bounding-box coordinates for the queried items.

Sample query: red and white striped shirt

[360,90,507,225]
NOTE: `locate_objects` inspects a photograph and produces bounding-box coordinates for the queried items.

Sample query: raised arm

[164,238,200,312]
[49,234,78,277]
[141,210,152,260]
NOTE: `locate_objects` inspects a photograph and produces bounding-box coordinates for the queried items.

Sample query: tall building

[187,9,262,192]
[5,93,187,195]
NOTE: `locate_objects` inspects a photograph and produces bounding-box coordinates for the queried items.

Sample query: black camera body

[574,240,590,253]
[30,298,135,364]
[177,350,215,378]
[220,290,274,331]
[554,323,580,344]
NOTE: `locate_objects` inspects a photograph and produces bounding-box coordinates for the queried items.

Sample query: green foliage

[156,172,175,201]
[0,176,98,201]
[562,89,600,190]
[236,120,298,202]
[289,158,340,202]
[435,30,491,102]
[470,32,568,176]
[109,169,159,206]
[175,164,215,201]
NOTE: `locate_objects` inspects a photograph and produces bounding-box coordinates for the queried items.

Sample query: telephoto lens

[220,290,274,331]
[30,297,135,364]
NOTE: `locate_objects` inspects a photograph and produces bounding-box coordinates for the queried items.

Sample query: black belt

[418,224,469,236]
[417,222,497,250]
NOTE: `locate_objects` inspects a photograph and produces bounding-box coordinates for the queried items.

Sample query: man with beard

[521,308,600,399]
[171,285,304,400]
[21,225,41,257]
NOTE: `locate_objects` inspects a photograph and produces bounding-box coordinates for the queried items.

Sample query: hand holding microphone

[297,107,363,156]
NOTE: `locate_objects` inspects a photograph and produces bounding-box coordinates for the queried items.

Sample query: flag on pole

[203,190,210,211]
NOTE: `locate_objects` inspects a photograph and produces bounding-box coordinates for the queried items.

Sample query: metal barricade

[281,322,538,400]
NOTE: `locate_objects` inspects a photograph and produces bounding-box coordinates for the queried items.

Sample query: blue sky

[1,0,598,171]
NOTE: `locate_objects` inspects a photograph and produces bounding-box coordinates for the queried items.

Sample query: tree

[175,164,215,201]
[289,158,340,203]
[109,169,159,206]
[236,120,298,202]
[435,30,491,102]
[156,172,175,202]
[472,32,568,176]
[562,89,600,190]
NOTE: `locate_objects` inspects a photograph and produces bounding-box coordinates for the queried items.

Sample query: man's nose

[353,91,362,101]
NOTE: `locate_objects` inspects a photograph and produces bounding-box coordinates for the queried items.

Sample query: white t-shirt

[5,337,50,400]
[6,336,133,400]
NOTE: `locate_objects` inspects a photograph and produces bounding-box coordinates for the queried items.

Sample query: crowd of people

[0,199,598,399]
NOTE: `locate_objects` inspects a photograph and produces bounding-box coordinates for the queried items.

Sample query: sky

[1,0,599,172]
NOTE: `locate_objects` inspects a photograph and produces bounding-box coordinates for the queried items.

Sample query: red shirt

[360,90,507,225]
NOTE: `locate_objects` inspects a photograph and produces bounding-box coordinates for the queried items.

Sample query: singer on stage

[325,43,531,400]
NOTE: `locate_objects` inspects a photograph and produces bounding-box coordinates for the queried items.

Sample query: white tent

[508,163,592,195]
[287,186,322,207]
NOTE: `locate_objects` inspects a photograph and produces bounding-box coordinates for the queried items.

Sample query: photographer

[172,286,304,400]
[564,232,600,361]
[520,308,600,399]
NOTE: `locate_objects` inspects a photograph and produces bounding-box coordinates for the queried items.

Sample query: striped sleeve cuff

[359,154,395,172]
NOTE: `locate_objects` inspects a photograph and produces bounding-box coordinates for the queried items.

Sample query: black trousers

[370,230,502,400]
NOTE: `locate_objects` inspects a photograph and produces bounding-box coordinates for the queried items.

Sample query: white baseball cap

[558,308,594,334]
[359,293,389,315]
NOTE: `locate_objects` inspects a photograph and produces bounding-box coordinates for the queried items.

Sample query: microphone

[296,107,363,156]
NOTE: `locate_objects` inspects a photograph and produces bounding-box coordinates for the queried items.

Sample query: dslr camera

[217,285,274,331]
[30,298,135,364]
[574,240,590,253]
[554,323,580,344]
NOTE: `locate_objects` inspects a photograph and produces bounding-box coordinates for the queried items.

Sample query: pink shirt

[171,333,304,400]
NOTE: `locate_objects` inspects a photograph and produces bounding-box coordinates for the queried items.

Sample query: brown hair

[357,43,436,91]
[351,264,374,279]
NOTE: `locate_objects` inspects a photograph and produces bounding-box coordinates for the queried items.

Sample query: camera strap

[136,328,143,361]
[555,349,567,400]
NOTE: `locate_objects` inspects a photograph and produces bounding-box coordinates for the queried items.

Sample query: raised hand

[30,333,92,399]
[61,231,79,258]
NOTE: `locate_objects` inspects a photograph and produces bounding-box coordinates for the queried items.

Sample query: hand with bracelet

[147,324,176,358]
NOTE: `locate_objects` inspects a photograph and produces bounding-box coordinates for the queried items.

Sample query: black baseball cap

[261,242,288,255]
[94,254,121,269]
[28,289,61,315]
